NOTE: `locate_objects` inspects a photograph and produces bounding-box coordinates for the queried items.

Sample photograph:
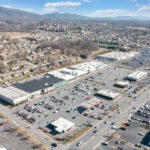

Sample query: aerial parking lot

[1,12,150,150]
[117,121,150,149]
[12,65,133,122]
[99,138,136,150]
[9,64,143,144]
[98,102,150,150]
[1,51,150,150]
[122,49,150,69]
[131,102,150,126]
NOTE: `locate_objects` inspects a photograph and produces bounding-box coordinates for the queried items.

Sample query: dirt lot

[1,32,41,40]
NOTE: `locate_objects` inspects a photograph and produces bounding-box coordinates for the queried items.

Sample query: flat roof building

[48,61,107,81]
[0,61,108,105]
[81,98,104,109]
[12,74,64,93]
[0,86,30,105]
[114,81,130,88]
[127,71,147,81]
[0,74,65,105]
[50,117,75,133]
[97,89,121,100]
[0,146,7,150]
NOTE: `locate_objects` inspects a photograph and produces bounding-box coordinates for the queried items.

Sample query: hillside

[45,13,89,20]
[0,6,150,23]
[0,6,44,22]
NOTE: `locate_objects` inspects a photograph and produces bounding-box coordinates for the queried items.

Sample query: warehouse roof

[51,117,75,133]
[0,146,7,150]
[12,74,64,93]
[49,70,75,80]
[127,71,147,80]
[48,61,107,80]
[82,98,104,109]
[0,86,29,101]
[72,61,107,72]
[115,81,130,86]
[97,89,121,99]
[61,68,86,77]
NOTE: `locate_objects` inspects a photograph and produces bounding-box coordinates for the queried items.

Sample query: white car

[104,121,109,124]
[138,132,144,136]
[76,141,82,146]
[102,141,109,145]
[111,126,117,130]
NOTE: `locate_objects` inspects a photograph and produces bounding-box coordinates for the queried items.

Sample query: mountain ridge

[0,6,150,22]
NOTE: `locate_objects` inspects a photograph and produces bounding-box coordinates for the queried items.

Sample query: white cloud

[45,1,81,7]
[44,1,81,12]
[90,7,150,18]
[90,9,129,17]
[137,3,150,12]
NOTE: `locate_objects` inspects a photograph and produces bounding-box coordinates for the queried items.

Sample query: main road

[69,86,150,150]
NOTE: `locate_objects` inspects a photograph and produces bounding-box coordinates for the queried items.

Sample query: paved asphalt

[0,60,150,150]
[70,86,150,150]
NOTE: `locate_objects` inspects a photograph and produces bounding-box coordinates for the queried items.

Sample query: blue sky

[0,0,150,17]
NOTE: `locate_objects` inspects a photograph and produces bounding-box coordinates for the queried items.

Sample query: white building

[97,89,121,100]
[0,61,108,105]
[97,51,139,61]
[50,117,75,133]
[81,97,104,109]
[0,146,7,150]
[48,61,107,81]
[0,86,31,105]
[114,81,130,88]
[127,71,147,81]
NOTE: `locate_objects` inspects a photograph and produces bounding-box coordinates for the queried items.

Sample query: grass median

[0,112,7,118]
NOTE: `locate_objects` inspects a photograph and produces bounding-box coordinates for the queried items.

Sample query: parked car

[102,141,109,145]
